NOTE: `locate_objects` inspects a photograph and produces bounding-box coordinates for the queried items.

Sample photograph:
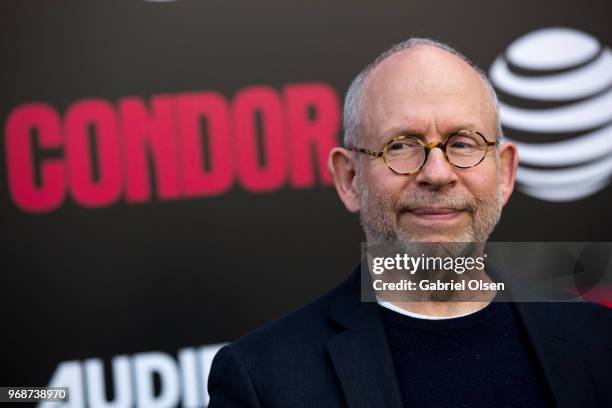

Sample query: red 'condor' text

[4,82,340,213]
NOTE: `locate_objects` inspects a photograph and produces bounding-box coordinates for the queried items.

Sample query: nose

[414,146,458,190]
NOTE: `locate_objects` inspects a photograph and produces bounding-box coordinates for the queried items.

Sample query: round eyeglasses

[348,130,497,175]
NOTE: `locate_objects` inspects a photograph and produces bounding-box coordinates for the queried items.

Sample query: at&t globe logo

[490,27,612,202]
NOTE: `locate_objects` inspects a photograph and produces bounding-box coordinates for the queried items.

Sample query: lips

[407,207,463,221]
[410,207,458,215]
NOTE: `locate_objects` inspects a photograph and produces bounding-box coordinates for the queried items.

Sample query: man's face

[356,47,508,245]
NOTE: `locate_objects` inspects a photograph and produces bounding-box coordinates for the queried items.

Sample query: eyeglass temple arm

[347,147,384,158]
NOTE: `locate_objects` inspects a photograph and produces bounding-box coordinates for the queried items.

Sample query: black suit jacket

[208,267,612,407]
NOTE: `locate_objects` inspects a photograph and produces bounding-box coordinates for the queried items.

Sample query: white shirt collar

[376,296,491,320]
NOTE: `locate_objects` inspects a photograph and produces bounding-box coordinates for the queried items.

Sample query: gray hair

[342,38,503,148]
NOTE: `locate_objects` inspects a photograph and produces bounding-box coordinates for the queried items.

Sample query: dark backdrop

[1,1,611,407]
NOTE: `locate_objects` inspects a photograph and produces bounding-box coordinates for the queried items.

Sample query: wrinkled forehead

[360,46,496,146]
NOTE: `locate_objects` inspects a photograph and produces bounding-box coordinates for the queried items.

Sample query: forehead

[361,46,495,144]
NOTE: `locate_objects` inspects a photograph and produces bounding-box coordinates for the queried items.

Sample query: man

[208,38,612,407]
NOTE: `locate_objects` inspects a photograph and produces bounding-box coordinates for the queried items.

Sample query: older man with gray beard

[208,38,612,408]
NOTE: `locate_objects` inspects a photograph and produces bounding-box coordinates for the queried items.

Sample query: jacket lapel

[326,264,600,408]
[513,301,599,408]
[326,268,404,408]
[490,263,599,407]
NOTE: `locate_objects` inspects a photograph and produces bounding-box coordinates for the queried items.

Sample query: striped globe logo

[490,27,612,201]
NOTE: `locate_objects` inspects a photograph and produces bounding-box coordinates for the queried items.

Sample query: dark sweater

[380,300,554,408]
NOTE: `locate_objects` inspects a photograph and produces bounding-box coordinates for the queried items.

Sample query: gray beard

[358,178,503,251]
[359,181,502,302]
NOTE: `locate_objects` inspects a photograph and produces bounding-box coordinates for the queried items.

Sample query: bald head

[328,38,518,258]
[343,38,501,148]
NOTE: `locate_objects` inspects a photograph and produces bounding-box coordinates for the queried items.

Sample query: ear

[328,147,361,213]
[497,141,519,207]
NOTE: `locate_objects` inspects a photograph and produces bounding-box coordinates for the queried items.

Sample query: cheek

[461,167,500,199]
[367,170,410,204]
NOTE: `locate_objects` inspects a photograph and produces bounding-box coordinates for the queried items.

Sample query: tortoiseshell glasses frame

[347,130,498,175]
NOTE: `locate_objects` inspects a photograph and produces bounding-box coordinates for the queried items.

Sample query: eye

[389,142,407,150]
[450,141,472,149]
[388,138,421,150]
[448,134,481,149]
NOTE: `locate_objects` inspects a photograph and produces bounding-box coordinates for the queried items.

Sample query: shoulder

[207,274,355,405]
[228,279,344,359]
[535,300,612,366]
[550,300,612,336]
[552,301,612,398]
[207,272,361,407]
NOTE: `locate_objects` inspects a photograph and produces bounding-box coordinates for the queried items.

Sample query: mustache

[396,191,478,214]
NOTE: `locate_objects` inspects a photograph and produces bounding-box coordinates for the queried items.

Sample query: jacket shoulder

[558,300,612,335]
[229,276,348,357]
[208,274,357,407]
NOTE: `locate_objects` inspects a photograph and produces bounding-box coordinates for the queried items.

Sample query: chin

[398,227,475,243]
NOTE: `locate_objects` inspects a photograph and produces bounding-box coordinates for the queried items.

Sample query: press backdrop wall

[2,1,611,407]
